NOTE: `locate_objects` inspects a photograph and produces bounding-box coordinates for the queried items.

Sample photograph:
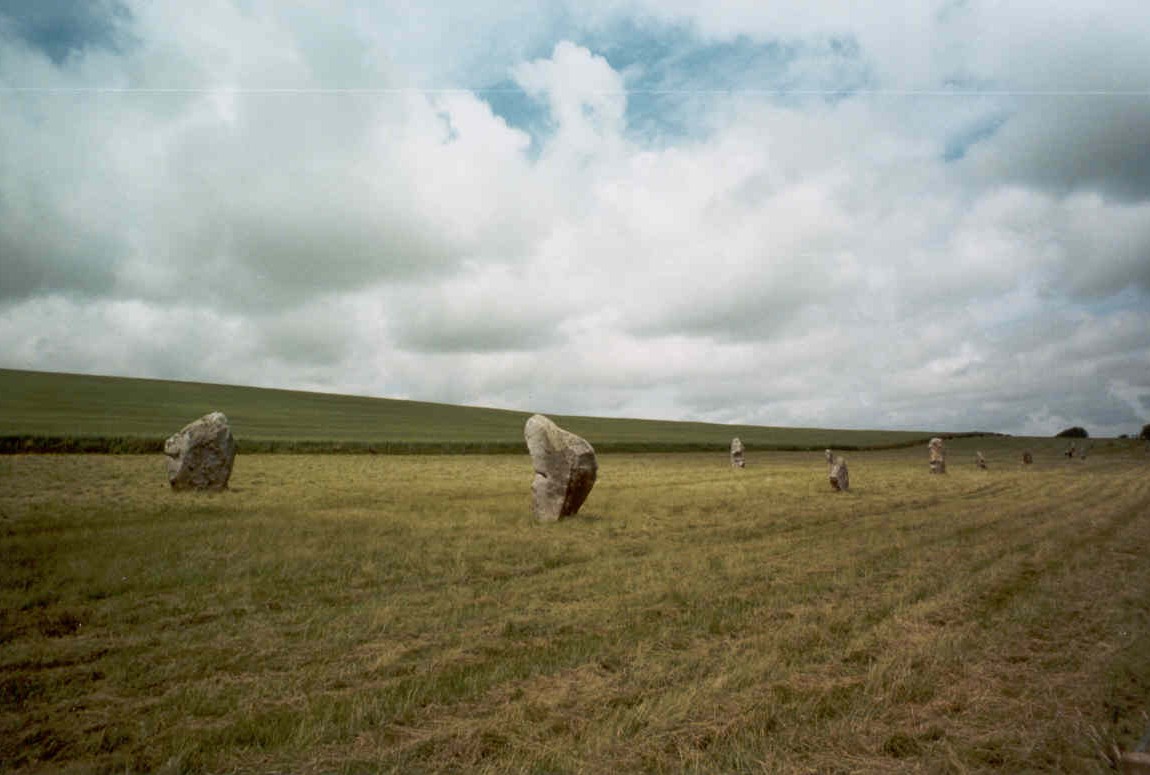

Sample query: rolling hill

[1,368,956,453]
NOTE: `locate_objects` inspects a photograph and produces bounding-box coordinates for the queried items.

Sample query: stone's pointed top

[525,414,580,454]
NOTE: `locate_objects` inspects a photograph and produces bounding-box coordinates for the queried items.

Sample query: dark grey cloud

[0,0,131,64]
[962,100,1150,203]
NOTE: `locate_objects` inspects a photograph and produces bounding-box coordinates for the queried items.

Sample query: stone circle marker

[524,414,598,522]
[730,437,745,468]
[825,449,849,491]
[165,411,236,491]
[929,437,946,474]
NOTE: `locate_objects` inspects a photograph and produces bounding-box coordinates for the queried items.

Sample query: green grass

[2,441,1148,773]
[1,368,951,453]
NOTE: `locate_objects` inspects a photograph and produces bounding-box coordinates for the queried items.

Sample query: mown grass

[2,441,1148,773]
[0,368,945,452]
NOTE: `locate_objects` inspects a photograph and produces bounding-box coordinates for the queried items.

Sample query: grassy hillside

[2,445,1148,772]
[0,368,946,453]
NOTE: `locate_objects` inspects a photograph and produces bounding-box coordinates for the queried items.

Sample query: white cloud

[1,2,1148,438]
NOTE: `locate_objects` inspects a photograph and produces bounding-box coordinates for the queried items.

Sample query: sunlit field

[3,440,1148,773]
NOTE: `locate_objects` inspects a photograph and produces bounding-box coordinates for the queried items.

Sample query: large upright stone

[165,411,236,491]
[524,414,597,522]
[929,437,946,474]
[730,437,746,468]
[826,449,849,492]
[975,451,988,470]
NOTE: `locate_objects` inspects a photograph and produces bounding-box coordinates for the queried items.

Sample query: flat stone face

[929,437,946,474]
[524,414,597,522]
[730,437,745,468]
[165,411,236,491]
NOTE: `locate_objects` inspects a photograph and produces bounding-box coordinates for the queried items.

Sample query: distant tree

[1118,434,1129,439]
[1141,423,1150,441]
[1055,426,1089,438]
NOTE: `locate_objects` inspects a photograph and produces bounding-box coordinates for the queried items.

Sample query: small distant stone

[524,414,597,522]
[730,437,745,468]
[826,449,849,492]
[975,451,988,470]
[1022,450,1033,465]
[929,437,946,474]
[165,411,236,491]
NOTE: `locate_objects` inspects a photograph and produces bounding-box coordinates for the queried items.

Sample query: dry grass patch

[1,444,1148,773]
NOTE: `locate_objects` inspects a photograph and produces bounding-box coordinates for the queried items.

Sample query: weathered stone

[975,451,988,470]
[826,449,849,492]
[164,412,236,491]
[524,414,597,522]
[1064,442,1076,459]
[1022,450,1033,465]
[730,437,745,468]
[929,437,946,474]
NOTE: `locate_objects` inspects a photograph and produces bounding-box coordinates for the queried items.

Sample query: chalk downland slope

[2,368,946,452]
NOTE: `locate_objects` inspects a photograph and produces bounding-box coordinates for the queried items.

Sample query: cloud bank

[2,1,1148,436]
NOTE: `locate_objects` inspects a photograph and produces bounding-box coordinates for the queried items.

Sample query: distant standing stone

[1022,450,1033,465]
[929,437,946,474]
[524,414,598,522]
[826,449,849,492]
[975,451,988,470]
[730,437,745,468]
[165,411,236,491]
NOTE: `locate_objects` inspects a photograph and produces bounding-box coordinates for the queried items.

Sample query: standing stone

[165,411,236,491]
[929,437,946,474]
[1022,450,1033,465]
[1064,442,1076,459]
[826,449,849,492]
[730,437,746,468]
[975,451,988,470]
[524,414,597,522]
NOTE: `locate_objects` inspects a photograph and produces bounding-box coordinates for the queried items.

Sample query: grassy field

[3,438,1148,773]
[0,368,944,453]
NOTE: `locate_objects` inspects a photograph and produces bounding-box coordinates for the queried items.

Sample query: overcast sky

[2,1,1148,436]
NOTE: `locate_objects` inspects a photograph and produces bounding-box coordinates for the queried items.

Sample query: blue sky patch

[480,20,871,150]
